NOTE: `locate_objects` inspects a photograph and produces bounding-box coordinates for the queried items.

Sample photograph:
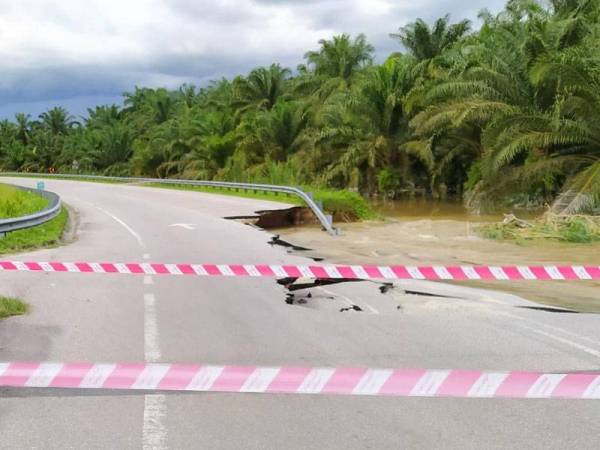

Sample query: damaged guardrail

[0,184,61,235]
[0,172,338,235]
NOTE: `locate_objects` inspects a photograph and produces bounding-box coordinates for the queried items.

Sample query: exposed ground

[279,219,600,312]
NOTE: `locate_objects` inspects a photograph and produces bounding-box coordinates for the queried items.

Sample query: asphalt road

[1,177,599,449]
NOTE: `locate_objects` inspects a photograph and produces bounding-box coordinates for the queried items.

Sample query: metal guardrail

[0,184,62,235]
[0,173,338,235]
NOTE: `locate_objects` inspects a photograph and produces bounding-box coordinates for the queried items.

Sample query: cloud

[0,0,506,118]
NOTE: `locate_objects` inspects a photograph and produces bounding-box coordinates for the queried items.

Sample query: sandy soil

[278,219,600,313]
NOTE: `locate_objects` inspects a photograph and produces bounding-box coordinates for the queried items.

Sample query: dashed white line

[143,394,167,450]
[144,276,154,285]
[142,293,167,449]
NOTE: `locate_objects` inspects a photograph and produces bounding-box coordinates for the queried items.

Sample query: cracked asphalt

[1,177,599,449]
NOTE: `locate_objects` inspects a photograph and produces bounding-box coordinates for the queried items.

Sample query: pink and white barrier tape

[1,362,599,399]
[0,261,599,280]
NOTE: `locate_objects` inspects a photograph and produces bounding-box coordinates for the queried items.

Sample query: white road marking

[363,303,380,315]
[501,313,600,359]
[504,312,600,347]
[143,254,151,260]
[318,287,379,314]
[319,287,353,307]
[95,206,145,248]
[144,276,154,285]
[168,223,196,230]
[143,395,168,450]
[143,292,167,449]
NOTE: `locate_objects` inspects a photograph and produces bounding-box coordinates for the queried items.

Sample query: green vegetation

[481,214,600,243]
[0,207,68,254]
[145,183,376,221]
[0,183,48,218]
[1,0,599,217]
[0,182,69,254]
[0,296,29,320]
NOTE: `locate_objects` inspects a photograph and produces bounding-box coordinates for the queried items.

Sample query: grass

[143,183,378,221]
[0,296,29,319]
[480,214,600,243]
[0,207,69,255]
[0,183,48,218]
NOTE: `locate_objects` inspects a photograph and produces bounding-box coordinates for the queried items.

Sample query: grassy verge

[0,183,48,218]
[0,207,69,254]
[480,214,600,243]
[144,183,378,221]
[0,296,29,319]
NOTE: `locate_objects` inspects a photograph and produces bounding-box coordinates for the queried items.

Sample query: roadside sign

[36,181,45,190]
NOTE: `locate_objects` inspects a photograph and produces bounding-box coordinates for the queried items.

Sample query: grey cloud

[0,0,507,119]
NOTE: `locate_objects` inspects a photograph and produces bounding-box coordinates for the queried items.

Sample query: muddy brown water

[275,202,600,313]
[371,198,541,221]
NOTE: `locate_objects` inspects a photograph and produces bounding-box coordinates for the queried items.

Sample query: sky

[0,0,507,119]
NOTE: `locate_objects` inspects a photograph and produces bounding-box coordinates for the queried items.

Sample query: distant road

[1,177,599,449]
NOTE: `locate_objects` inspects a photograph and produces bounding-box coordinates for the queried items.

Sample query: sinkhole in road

[277,277,396,312]
[224,206,320,230]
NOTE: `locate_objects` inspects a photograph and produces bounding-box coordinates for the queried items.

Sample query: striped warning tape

[0,261,598,280]
[1,362,599,399]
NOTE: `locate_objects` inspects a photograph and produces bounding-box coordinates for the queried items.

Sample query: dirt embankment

[278,219,600,313]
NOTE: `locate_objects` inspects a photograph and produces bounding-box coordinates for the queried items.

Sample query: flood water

[371,198,541,222]
[283,199,600,313]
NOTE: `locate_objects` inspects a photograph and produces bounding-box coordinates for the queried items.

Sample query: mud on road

[277,219,600,313]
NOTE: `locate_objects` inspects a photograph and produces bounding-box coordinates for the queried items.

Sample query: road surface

[1,177,599,449]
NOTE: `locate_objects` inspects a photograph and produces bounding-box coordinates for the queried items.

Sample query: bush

[310,188,378,221]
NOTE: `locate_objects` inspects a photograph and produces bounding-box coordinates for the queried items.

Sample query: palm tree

[298,34,374,99]
[305,34,374,80]
[314,57,416,193]
[38,107,78,135]
[481,41,600,214]
[236,100,312,164]
[14,113,32,145]
[391,15,471,61]
[86,105,121,128]
[233,64,291,112]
